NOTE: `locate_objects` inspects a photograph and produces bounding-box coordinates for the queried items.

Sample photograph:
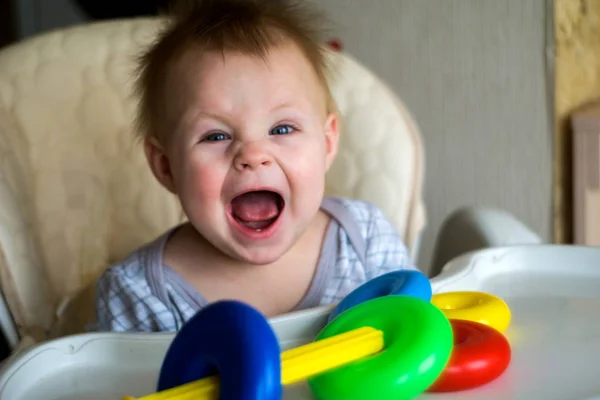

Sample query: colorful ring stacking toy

[150,296,452,400]
[158,300,282,400]
[327,269,432,322]
[309,295,453,400]
[124,271,514,400]
[431,291,511,332]
[427,319,511,392]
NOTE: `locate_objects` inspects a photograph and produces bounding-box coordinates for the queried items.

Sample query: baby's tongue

[230,191,280,229]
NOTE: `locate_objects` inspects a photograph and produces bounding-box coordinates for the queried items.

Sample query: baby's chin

[219,242,293,266]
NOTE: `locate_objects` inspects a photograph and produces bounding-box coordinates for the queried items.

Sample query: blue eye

[204,132,229,142]
[270,125,295,135]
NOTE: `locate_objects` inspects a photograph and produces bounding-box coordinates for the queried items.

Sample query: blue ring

[157,300,282,400]
[328,270,432,322]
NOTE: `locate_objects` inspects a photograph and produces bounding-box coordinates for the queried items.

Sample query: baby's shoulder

[323,196,393,234]
[96,239,161,292]
[100,253,145,281]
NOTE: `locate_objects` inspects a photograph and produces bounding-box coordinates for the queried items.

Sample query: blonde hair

[134,0,335,141]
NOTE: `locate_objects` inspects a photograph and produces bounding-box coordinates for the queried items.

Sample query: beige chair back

[0,18,425,342]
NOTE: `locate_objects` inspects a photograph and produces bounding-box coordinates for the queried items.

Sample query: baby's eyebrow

[269,100,298,112]
[269,98,320,115]
[190,106,233,122]
[174,108,230,135]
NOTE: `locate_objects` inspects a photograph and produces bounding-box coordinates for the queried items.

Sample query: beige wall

[315,0,553,273]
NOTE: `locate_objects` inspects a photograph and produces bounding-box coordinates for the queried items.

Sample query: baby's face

[153,42,339,264]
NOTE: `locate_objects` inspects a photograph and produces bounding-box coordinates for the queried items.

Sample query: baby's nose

[233,141,273,171]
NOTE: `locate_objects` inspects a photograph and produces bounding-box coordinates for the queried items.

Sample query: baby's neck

[164,223,281,273]
[162,212,331,316]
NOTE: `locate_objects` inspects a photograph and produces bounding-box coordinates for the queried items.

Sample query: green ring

[307,295,453,400]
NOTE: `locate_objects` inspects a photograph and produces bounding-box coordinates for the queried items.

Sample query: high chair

[0,18,541,353]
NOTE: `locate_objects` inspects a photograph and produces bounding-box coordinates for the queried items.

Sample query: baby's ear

[144,136,178,194]
[324,112,340,171]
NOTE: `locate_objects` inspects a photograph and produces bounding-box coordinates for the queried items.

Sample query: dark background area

[71,0,170,19]
[0,0,171,49]
[0,0,18,48]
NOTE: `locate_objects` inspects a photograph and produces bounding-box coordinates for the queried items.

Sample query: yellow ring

[431,291,511,332]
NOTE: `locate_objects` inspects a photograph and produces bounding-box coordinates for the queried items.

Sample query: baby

[94,0,417,332]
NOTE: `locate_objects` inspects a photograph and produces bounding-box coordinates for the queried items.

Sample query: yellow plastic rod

[123,326,383,400]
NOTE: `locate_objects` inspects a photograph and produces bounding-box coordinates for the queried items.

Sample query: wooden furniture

[572,101,600,246]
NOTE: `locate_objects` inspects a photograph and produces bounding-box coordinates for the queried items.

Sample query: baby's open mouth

[230,190,284,231]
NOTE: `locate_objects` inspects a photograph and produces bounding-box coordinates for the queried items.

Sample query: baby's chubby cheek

[292,157,327,188]
[177,162,225,205]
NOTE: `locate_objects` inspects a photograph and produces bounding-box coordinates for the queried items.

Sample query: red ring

[427,319,511,392]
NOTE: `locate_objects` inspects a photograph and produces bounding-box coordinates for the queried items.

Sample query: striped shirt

[93,196,415,332]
